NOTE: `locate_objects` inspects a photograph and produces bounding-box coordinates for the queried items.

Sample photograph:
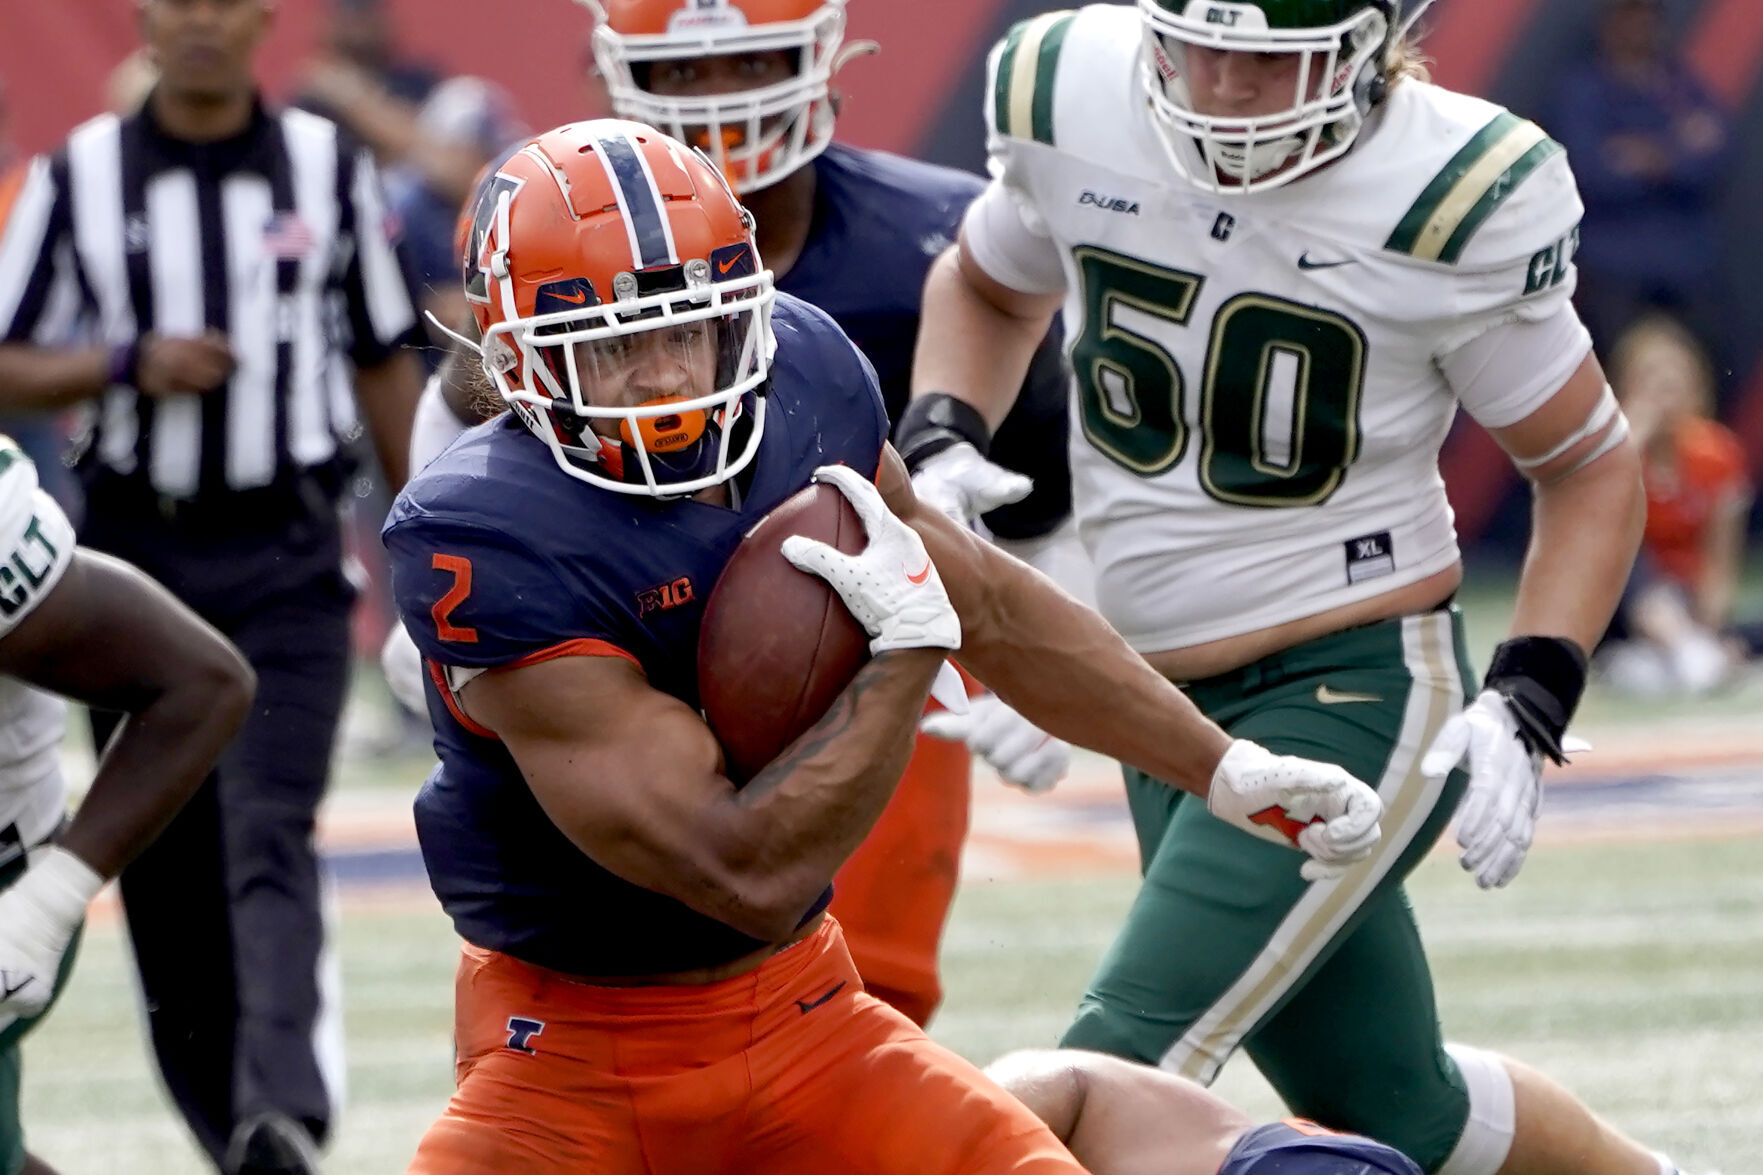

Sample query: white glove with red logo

[921,693,1069,794]
[782,465,961,655]
[1206,740,1384,882]
[910,442,1034,527]
[0,847,103,1028]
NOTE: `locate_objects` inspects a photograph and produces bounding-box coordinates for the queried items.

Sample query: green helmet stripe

[991,10,1076,145]
[1385,113,1563,263]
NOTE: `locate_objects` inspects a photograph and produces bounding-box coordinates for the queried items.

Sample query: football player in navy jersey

[389,0,1081,1027]
[383,118,1384,1174]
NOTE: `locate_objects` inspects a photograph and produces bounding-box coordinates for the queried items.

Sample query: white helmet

[1139,0,1428,193]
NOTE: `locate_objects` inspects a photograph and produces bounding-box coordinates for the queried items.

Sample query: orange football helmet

[465,118,777,497]
[584,0,858,193]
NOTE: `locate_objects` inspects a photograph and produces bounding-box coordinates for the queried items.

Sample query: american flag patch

[262,212,313,259]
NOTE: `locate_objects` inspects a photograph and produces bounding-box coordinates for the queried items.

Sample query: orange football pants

[406,917,1083,1175]
[829,730,971,1026]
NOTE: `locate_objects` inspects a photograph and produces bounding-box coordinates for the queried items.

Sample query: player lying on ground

[991,1049,1421,1175]
[0,436,254,1175]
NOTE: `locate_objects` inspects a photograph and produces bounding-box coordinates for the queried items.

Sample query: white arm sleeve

[409,369,473,473]
[961,180,1068,297]
[1438,300,1594,430]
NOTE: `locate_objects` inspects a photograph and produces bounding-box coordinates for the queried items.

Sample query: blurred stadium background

[3,0,1762,1171]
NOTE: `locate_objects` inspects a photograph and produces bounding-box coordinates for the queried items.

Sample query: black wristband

[894,392,993,473]
[1482,635,1588,766]
[108,337,142,388]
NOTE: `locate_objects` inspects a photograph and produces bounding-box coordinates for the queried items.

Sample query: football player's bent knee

[1282,1053,1469,1172]
[1435,1044,1515,1175]
[1220,1122,1422,1175]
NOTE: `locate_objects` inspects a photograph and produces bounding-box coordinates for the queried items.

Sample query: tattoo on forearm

[737,656,915,803]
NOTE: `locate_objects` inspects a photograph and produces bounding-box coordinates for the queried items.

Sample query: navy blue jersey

[383,294,889,977]
[1220,1122,1422,1175]
[784,143,1070,541]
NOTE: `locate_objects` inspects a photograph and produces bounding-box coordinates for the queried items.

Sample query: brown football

[697,482,871,783]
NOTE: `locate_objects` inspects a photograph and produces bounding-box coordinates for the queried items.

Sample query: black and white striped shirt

[0,98,420,500]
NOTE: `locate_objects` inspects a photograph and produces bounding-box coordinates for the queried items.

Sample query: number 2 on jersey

[431,553,479,643]
[1071,246,1367,507]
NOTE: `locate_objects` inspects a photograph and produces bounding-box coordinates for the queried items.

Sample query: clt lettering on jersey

[0,438,75,637]
[1524,225,1580,297]
[0,516,62,618]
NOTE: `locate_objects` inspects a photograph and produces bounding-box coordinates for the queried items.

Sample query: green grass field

[20,836,1763,1173]
[17,566,1763,1172]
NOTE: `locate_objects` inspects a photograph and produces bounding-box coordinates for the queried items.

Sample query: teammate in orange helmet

[585,0,1094,1026]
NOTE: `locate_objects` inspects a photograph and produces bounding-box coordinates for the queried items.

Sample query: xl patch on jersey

[1344,531,1394,584]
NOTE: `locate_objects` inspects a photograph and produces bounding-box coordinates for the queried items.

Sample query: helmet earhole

[1354,62,1388,110]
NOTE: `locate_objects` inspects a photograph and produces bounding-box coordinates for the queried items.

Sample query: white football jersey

[0,436,75,847]
[966,5,1589,653]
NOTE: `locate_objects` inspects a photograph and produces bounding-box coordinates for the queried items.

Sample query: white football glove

[910,442,1033,527]
[1206,740,1384,882]
[380,623,429,717]
[920,693,1070,794]
[0,847,103,1028]
[1421,689,1590,890]
[781,465,961,655]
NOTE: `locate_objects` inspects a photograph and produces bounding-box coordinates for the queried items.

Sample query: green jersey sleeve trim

[1384,112,1564,264]
[0,437,25,479]
[990,10,1077,146]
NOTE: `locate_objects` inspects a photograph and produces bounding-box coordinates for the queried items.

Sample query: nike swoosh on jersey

[0,976,32,1001]
[906,562,931,585]
[1315,684,1382,705]
[1296,253,1357,270]
[796,981,846,1014]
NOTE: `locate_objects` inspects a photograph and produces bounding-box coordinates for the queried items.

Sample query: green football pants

[0,845,85,1175]
[1062,608,1477,1172]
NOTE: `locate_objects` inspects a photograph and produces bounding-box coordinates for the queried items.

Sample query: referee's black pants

[83,483,352,1166]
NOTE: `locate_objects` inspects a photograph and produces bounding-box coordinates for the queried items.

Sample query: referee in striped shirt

[0,2,421,1172]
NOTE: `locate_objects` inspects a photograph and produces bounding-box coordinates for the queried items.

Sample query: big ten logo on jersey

[0,515,61,618]
[1524,225,1580,297]
[637,576,696,617]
